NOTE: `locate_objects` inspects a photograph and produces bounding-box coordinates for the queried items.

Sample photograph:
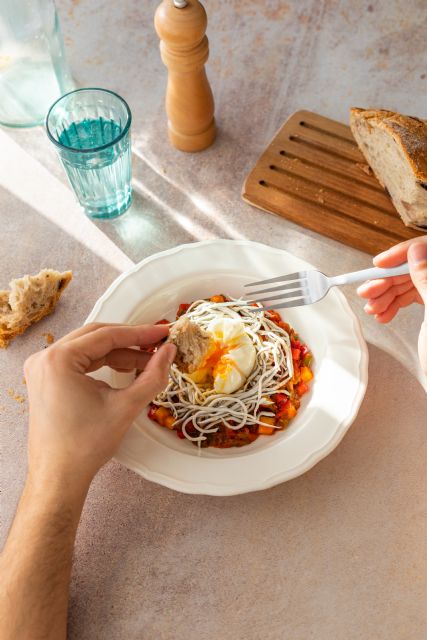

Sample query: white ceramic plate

[86,240,368,495]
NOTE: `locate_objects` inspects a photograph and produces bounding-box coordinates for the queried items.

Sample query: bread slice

[0,269,72,348]
[168,316,210,373]
[350,108,427,230]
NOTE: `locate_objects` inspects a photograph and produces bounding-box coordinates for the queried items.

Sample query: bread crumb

[355,162,373,176]
[317,188,325,204]
[43,332,55,345]
[7,389,25,403]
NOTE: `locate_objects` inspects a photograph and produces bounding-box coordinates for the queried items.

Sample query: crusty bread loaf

[168,316,210,373]
[0,269,72,348]
[350,108,427,230]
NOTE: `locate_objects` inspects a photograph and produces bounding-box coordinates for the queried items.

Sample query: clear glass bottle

[0,0,74,127]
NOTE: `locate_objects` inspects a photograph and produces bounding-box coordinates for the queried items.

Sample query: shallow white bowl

[86,239,368,495]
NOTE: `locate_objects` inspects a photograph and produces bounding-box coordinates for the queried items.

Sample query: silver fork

[245,262,410,310]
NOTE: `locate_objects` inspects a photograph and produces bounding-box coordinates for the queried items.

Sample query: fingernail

[408,242,427,264]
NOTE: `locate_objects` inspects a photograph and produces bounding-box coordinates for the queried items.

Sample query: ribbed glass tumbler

[46,88,132,219]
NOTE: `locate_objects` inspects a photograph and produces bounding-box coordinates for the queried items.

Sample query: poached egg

[189,317,256,393]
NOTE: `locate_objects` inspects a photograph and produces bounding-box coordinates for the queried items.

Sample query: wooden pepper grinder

[154,0,216,152]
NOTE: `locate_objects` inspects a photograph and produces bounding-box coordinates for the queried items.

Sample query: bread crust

[351,108,427,183]
[350,107,427,230]
[0,270,72,348]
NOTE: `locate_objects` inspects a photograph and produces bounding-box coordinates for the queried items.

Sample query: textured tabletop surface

[1,1,427,639]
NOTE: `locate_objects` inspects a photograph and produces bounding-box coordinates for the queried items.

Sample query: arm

[0,323,176,640]
[0,474,87,640]
[357,238,427,375]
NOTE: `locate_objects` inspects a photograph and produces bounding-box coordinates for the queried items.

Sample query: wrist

[26,462,92,514]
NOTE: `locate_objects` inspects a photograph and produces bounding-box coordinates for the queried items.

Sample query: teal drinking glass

[46,88,132,219]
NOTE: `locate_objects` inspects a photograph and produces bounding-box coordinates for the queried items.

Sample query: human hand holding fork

[246,237,427,375]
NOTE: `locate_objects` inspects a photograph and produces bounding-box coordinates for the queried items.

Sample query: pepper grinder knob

[154,0,216,152]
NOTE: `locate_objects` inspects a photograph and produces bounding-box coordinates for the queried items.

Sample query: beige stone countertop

[1,1,426,638]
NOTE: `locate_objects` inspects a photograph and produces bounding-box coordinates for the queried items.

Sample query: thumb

[408,242,427,376]
[122,342,176,413]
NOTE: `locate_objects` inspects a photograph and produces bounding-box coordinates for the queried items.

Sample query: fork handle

[329,262,410,287]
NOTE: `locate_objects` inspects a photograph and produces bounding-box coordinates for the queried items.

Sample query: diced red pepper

[296,381,309,396]
[276,399,290,419]
[148,405,158,420]
[176,430,185,439]
[267,310,282,324]
[291,348,301,361]
[155,318,170,325]
[272,393,287,404]
[177,303,191,317]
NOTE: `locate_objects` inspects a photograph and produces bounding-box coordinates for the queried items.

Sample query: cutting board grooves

[268,164,392,214]
[242,110,425,254]
[258,181,411,241]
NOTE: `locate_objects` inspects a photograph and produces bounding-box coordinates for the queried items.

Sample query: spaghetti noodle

[148,296,313,449]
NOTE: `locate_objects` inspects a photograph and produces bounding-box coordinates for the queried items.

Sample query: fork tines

[245,271,308,311]
[245,271,305,288]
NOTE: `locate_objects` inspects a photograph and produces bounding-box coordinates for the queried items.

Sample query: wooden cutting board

[242,110,425,255]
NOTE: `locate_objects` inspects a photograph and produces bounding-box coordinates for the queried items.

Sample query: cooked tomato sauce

[148,295,314,448]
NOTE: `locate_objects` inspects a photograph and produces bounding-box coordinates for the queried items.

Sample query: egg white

[189,317,256,394]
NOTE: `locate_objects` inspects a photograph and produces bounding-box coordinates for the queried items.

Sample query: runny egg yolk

[189,318,256,394]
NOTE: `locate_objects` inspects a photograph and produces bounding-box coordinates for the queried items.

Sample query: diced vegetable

[155,319,169,325]
[303,353,312,366]
[284,403,297,418]
[176,430,185,439]
[291,347,301,361]
[148,405,158,420]
[268,310,281,323]
[164,415,176,429]
[272,393,287,404]
[275,399,290,419]
[300,366,313,382]
[210,294,226,303]
[177,303,191,317]
[259,415,275,426]
[296,381,309,396]
[277,416,290,429]
[155,406,169,420]
[258,425,275,435]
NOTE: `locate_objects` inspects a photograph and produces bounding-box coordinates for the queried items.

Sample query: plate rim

[86,239,369,495]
